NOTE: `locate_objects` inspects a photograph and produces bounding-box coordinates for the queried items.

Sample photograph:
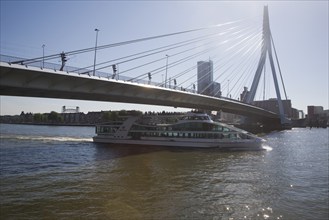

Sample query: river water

[0,124,328,220]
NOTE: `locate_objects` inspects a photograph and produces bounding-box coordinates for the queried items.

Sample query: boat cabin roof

[180,112,212,122]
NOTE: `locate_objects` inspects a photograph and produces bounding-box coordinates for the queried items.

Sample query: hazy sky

[0,1,328,115]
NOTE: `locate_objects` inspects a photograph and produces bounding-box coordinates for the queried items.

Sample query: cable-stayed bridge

[0,6,292,129]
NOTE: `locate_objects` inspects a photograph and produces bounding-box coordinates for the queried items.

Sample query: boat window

[157,126,167,131]
[97,125,119,134]
[230,133,238,139]
[239,133,252,139]
[173,122,220,131]
[181,115,211,121]
[211,124,223,131]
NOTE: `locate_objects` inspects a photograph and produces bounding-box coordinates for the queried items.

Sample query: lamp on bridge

[165,54,169,88]
[148,72,152,84]
[112,64,117,79]
[42,44,45,68]
[93,28,100,76]
[60,52,67,71]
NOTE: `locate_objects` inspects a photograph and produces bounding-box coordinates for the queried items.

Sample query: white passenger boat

[93,111,265,150]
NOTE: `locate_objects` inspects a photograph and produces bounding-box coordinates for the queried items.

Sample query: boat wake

[262,144,273,151]
[0,134,93,143]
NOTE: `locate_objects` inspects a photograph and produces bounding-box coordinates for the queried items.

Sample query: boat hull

[93,136,264,150]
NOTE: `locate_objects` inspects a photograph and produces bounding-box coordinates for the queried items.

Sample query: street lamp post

[42,44,45,68]
[165,54,169,88]
[227,79,230,98]
[93,28,100,76]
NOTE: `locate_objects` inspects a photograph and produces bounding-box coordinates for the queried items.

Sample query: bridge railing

[0,54,197,94]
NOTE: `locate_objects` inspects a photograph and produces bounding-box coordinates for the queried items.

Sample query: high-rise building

[212,81,221,98]
[197,61,213,95]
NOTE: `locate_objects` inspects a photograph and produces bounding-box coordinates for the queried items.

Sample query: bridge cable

[176,24,260,92]
[271,33,288,100]
[75,30,234,74]
[90,22,254,77]
[198,28,262,95]
[222,32,263,98]
[10,20,243,65]
[94,38,220,76]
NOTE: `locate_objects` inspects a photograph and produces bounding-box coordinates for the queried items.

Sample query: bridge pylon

[243,6,289,125]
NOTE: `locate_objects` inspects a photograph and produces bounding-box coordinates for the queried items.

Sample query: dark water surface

[0,124,328,219]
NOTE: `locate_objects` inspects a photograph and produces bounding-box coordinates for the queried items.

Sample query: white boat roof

[179,112,213,122]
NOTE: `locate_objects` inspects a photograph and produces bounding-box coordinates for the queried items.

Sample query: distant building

[252,99,294,118]
[62,106,80,113]
[212,81,221,98]
[240,87,250,102]
[307,106,328,127]
[291,108,300,119]
[61,112,85,124]
[197,60,222,98]
[308,106,324,116]
[197,60,213,95]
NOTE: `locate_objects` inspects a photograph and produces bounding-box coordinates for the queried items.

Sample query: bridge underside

[0,62,280,123]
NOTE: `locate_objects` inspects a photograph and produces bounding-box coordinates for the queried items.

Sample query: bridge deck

[0,62,279,121]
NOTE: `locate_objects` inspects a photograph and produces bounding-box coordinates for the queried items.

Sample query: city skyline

[1,1,328,115]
